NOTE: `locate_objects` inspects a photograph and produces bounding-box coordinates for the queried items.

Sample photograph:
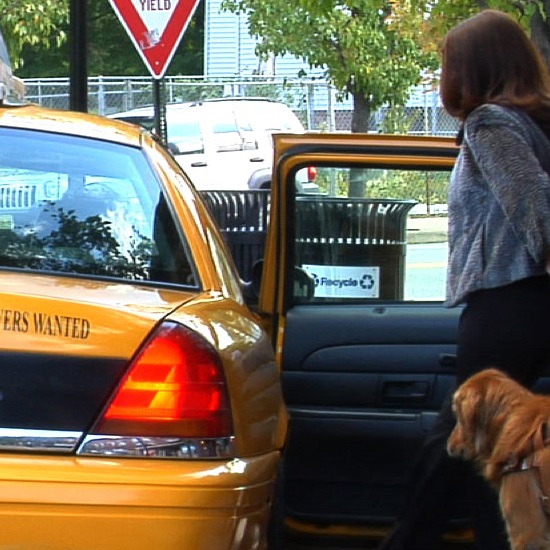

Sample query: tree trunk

[530,4,550,68]
[351,91,371,133]
[349,92,371,197]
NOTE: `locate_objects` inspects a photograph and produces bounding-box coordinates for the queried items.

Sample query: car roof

[0,103,145,147]
[110,97,290,118]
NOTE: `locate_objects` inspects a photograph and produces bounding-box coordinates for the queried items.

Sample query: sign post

[108,0,201,142]
[153,78,167,143]
[69,0,88,112]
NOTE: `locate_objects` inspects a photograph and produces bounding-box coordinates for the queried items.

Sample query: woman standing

[378,9,550,550]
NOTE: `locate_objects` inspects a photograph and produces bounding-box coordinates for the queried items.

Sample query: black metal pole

[153,78,167,145]
[69,0,88,112]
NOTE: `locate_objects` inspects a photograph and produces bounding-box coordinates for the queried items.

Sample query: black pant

[378,275,550,550]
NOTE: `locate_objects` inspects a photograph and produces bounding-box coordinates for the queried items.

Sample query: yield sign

[109,0,201,79]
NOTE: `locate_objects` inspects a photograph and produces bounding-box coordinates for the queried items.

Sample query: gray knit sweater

[446,103,550,307]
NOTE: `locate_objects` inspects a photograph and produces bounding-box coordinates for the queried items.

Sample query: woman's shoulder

[464,103,536,145]
[466,103,527,130]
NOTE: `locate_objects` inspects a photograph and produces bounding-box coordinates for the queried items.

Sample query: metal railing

[22,75,460,136]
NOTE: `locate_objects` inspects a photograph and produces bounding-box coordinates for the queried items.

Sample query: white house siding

[205,0,259,76]
[205,0,238,76]
[205,0,324,78]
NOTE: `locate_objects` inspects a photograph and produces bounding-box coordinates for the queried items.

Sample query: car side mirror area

[242,261,315,305]
[167,142,180,156]
[241,260,264,305]
[242,261,316,304]
[169,140,204,156]
[293,267,315,301]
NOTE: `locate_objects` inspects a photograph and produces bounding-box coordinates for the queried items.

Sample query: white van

[111,97,318,192]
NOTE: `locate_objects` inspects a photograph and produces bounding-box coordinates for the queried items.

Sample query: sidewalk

[407,216,448,244]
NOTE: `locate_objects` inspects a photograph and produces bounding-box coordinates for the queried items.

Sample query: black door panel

[284,372,453,410]
[281,303,460,526]
[284,410,443,523]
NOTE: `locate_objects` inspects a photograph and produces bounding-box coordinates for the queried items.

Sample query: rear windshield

[0,127,197,286]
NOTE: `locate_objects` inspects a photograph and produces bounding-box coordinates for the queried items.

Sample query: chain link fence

[22,75,460,136]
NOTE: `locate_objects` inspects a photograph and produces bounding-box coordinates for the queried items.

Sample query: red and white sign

[109,0,201,79]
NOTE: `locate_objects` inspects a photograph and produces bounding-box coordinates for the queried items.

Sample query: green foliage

[221,0,438,130]
[380,105,415,134]
[0,0,69,68]
[169,78,284,103]
[315,167,448,203]
[366,170,448,203]
[169,82,225,102]
[0,206,154,280]
[426,0,544,39]
[425,1,550,70]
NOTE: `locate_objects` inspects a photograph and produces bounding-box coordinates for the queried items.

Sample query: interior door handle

[382,381,429,402]
[190,161,207,167]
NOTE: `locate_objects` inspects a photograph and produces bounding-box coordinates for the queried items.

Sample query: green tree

[426,1,550,66]
[0,0,69,68]
[222,0,438,133]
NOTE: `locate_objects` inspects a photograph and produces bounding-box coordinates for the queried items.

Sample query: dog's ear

[472,371,521,455]
[454,373,508,457]
[454,389,483,450]
[474,406,491,456]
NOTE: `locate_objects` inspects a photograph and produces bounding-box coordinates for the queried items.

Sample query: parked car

[0,102,287,550]
[110,97,319,192]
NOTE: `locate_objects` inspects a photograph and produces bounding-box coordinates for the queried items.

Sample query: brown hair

[440,9,550,122]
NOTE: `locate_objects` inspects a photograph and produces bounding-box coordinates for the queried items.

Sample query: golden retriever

[448,368,550,550]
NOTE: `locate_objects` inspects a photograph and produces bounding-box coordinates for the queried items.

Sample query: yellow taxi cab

[260,132,484,549]
[0,102,287,550]
[0,99,486,549]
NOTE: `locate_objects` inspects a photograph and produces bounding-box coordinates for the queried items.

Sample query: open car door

[258,132,473,548]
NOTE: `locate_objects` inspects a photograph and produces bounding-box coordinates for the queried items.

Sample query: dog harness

[502,423,550,515]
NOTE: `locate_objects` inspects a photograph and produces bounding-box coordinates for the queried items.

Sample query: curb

[407,216,448,245]
[407,230,448,245]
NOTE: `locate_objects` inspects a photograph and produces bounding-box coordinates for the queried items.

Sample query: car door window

[292,165,449,303]
[211,111,258,153]
[167,120,204,155]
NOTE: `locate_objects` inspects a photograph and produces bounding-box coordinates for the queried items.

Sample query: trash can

[295,197,417,300]
[200,190,270,281]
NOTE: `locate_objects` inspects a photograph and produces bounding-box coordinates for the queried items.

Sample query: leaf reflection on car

[1,202,154,279]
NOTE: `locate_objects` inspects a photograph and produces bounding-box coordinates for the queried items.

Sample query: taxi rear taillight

[77,322,235,459]
[307,165,318,182]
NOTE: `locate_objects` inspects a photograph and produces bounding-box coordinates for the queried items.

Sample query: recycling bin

[201,190,417,298]
[200,190,270,281]
[295,197,417,300]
